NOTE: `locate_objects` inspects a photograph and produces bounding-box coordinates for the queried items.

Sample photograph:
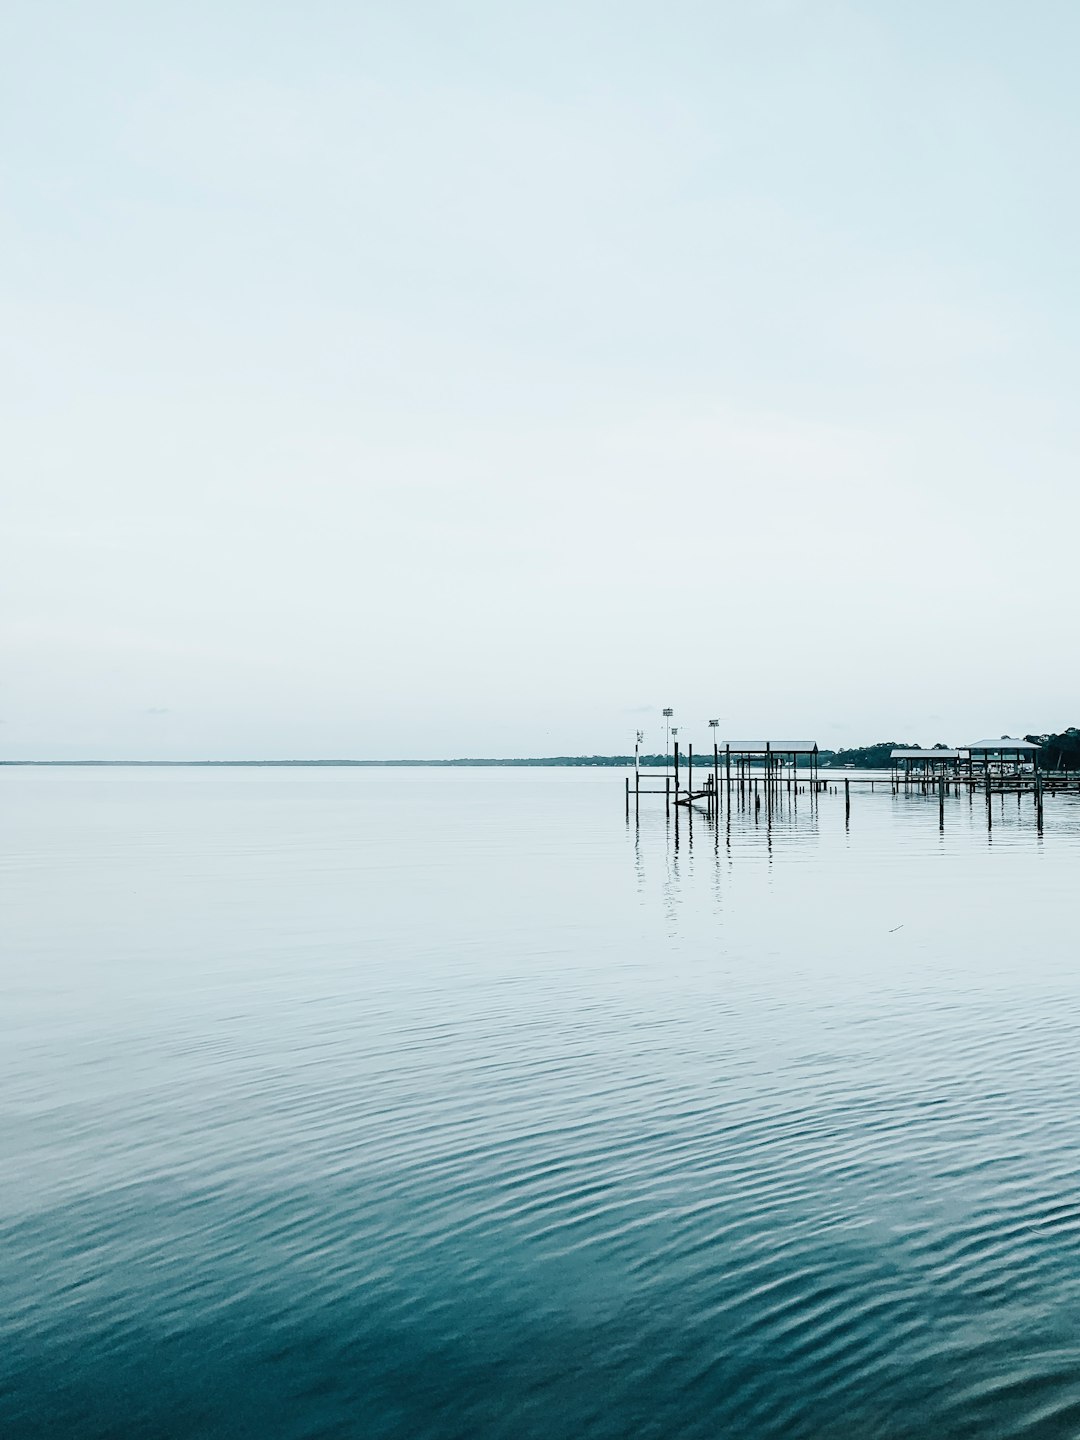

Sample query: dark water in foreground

[3,767,1080,1439]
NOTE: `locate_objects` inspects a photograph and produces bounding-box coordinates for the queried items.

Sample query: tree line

[817,729,1080,770]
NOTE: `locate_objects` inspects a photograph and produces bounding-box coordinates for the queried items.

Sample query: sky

[3,1,1080,759]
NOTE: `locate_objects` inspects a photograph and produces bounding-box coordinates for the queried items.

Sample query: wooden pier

[625,740,824,820]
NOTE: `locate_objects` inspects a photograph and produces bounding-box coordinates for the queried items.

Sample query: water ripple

[4,771,1080,1436]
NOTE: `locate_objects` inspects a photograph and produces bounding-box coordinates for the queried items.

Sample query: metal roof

[721,741,818,754]
[967,738,1041,752]
[891,749,966,760]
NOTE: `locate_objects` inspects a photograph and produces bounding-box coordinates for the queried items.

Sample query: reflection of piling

[844,778,850,826]
[938,774,945,830]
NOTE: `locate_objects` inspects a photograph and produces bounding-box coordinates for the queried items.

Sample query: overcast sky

[3,1,1079,759]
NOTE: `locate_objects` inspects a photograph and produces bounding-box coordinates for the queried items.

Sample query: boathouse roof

[966,738,1041,752]
[722,741,818,754]
[891,749,966,760]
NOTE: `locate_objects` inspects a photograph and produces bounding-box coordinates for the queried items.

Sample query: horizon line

[3,756,667,767]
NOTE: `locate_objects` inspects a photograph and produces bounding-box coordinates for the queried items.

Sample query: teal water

[3,768,1080,1438]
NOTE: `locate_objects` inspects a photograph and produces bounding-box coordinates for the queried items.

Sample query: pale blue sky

[4,2,1079,757]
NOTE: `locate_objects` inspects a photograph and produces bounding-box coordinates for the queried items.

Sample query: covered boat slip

[891,749,968,780]
[891,740,1044,786]
[677,742,821,807]
[708,741,819,787]
[967,739,1043,775]
[628,740,823,816]
[890,740,1080,802]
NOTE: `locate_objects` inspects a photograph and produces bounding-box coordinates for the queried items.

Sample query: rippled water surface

[4,766,1080,1439]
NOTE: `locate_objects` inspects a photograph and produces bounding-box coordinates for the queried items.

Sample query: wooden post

[714,741,720,817]
[844,776,850,825]
[625,775,629,818]
[688,743,693,801]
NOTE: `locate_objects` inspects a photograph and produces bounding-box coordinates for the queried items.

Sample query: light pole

[663,708,673,762]
[709,719,720,810]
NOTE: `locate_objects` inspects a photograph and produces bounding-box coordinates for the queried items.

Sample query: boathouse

[720,742,820,785]
[890,748,969,781]
[966,738,1042,775]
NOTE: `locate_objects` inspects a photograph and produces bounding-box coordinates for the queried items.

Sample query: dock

[624,730,1080,835]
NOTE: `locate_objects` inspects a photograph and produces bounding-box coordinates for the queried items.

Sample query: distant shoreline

[2,757,662,768]
[4,735,1075,770]
[1,755,864,769]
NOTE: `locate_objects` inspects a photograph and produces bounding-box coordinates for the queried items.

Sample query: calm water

[4,767,1080,1439]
